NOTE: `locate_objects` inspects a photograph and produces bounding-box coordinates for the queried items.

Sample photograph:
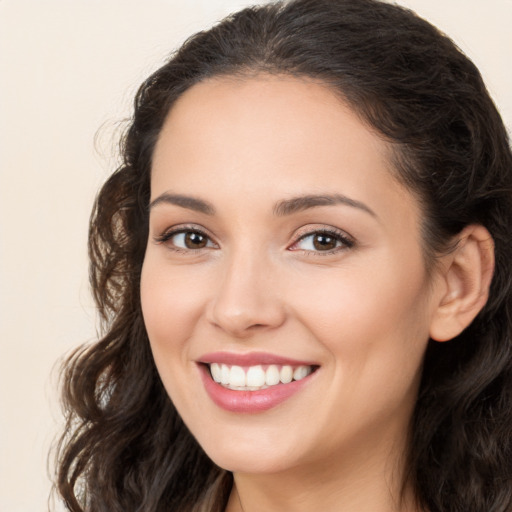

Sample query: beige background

[1,1,510,510]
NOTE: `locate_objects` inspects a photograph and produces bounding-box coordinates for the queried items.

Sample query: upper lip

[197,351,318,367]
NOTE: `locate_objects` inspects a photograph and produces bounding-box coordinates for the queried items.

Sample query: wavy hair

[55,0,512,510]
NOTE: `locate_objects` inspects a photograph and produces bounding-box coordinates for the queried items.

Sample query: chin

[207,449,296,475]
[193,427,304,475]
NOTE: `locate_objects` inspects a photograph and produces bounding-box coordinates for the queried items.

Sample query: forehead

[155,74,383,157]
[151,74,418,225]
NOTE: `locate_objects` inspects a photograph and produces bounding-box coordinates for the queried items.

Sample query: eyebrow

[149,193,216,215]
[273,194,376,217]
[149,192,376,218]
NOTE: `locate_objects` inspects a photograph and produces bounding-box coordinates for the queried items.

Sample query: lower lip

[198,365,315,413]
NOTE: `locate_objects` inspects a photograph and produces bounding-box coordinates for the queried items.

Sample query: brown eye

[184,231,208,249]
[291,229,354,254]
[312,233,337,251]
[157,229,216,250]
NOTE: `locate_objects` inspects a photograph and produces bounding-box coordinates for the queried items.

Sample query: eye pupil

[185,232,207,249]
[313,233,337,251]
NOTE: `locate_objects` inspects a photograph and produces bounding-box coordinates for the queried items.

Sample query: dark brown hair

[55,1,512,510]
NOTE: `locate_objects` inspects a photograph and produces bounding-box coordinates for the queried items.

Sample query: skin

[141,75,452,512]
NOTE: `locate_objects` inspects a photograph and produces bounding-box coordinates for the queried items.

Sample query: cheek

[140,255,208,355]
[289,256,431,361]
[140,255,210,408]
[291,264,430,428]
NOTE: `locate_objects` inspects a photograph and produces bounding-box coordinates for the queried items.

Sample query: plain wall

[0,1,510,510]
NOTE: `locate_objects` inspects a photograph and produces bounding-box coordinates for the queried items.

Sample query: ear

[429,225,495,342]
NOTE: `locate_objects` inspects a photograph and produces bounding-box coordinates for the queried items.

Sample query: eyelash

[154,225,355,255]
[289,228,355,256]
[154,225,217,253]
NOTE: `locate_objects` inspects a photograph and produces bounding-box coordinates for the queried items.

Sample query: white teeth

[246,365,266,387]
[280,365,293,384]
[293,365,310,381]
[210,363,222,383]
[221,364,230,385]
[265,365,280,386]
[230,365,246,387]
[209,363,314,390]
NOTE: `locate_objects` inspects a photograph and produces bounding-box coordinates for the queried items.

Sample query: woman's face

[141,75,443,476]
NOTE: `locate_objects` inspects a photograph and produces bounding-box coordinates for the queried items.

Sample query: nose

[206,250,286,338]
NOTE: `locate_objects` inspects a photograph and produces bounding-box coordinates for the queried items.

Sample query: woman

[56,0,512,510]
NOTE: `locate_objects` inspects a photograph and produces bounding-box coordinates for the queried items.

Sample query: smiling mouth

[206,363,318,391]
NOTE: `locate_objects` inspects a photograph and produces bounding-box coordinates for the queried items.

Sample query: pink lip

[197,352,318,413]
[198,351,316,367]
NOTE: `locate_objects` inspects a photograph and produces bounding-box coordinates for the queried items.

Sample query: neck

[227,467,417,512]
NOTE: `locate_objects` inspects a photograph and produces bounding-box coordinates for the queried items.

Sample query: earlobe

[429,225,495,342]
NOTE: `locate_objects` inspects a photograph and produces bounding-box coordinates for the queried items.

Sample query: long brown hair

[55,1,512,510]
